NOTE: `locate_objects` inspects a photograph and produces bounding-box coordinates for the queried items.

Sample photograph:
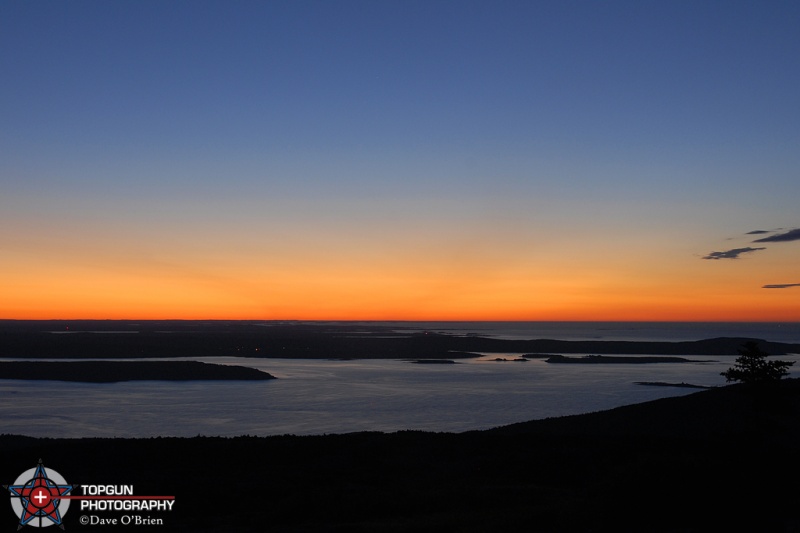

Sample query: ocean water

[1,322,798,438]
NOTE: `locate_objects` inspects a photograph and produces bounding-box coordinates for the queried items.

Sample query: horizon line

[1,318,799,324]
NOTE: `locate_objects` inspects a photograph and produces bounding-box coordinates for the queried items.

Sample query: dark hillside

[1,380,798,531]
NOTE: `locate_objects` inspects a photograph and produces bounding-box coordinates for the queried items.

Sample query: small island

[635,381,712,389]
[0,361,276,383]
[545,354,706,364]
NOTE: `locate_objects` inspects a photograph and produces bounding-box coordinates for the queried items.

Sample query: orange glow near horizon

[2,221,798,322]
[3,262,798,322]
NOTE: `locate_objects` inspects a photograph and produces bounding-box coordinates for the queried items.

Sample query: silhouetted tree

[721,341,794,384]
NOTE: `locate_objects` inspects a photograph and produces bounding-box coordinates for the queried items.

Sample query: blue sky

[2,1,799,320]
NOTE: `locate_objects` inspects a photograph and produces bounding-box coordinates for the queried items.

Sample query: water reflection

[0,355,793,438]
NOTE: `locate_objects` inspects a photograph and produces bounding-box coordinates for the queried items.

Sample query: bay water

[2,322,798,438]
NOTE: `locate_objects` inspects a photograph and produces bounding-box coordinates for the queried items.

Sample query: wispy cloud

[746,229,772,235]
[763,283,800,289]
[753,228,800,243]
[702,247,766,260]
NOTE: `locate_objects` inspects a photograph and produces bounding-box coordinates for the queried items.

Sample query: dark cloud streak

[763,283,800,289]
[753,228,800,243]
[702,247,766,260]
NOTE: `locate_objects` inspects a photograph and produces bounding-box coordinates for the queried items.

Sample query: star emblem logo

[5,460,75,529]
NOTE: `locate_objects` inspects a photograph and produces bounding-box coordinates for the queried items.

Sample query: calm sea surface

[2,322,798,438]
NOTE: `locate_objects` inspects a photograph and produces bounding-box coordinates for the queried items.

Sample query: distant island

[1,320,798,359]
[636,381,712,388]
[545,354,712,364]
[0,360,275,382]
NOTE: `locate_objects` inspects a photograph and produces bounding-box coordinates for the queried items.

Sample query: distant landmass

[545,354,713,364]
[0,360,275,382]
[636,381,712,388]
[1,320,798,359]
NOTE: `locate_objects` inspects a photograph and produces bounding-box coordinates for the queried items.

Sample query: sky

[1,0,799,321]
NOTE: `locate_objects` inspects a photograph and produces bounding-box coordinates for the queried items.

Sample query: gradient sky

[2,0,799,321]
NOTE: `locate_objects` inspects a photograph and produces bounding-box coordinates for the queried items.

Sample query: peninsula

[0,360,274,382]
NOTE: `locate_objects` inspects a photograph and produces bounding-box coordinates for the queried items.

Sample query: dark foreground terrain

[2,379,799,532]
